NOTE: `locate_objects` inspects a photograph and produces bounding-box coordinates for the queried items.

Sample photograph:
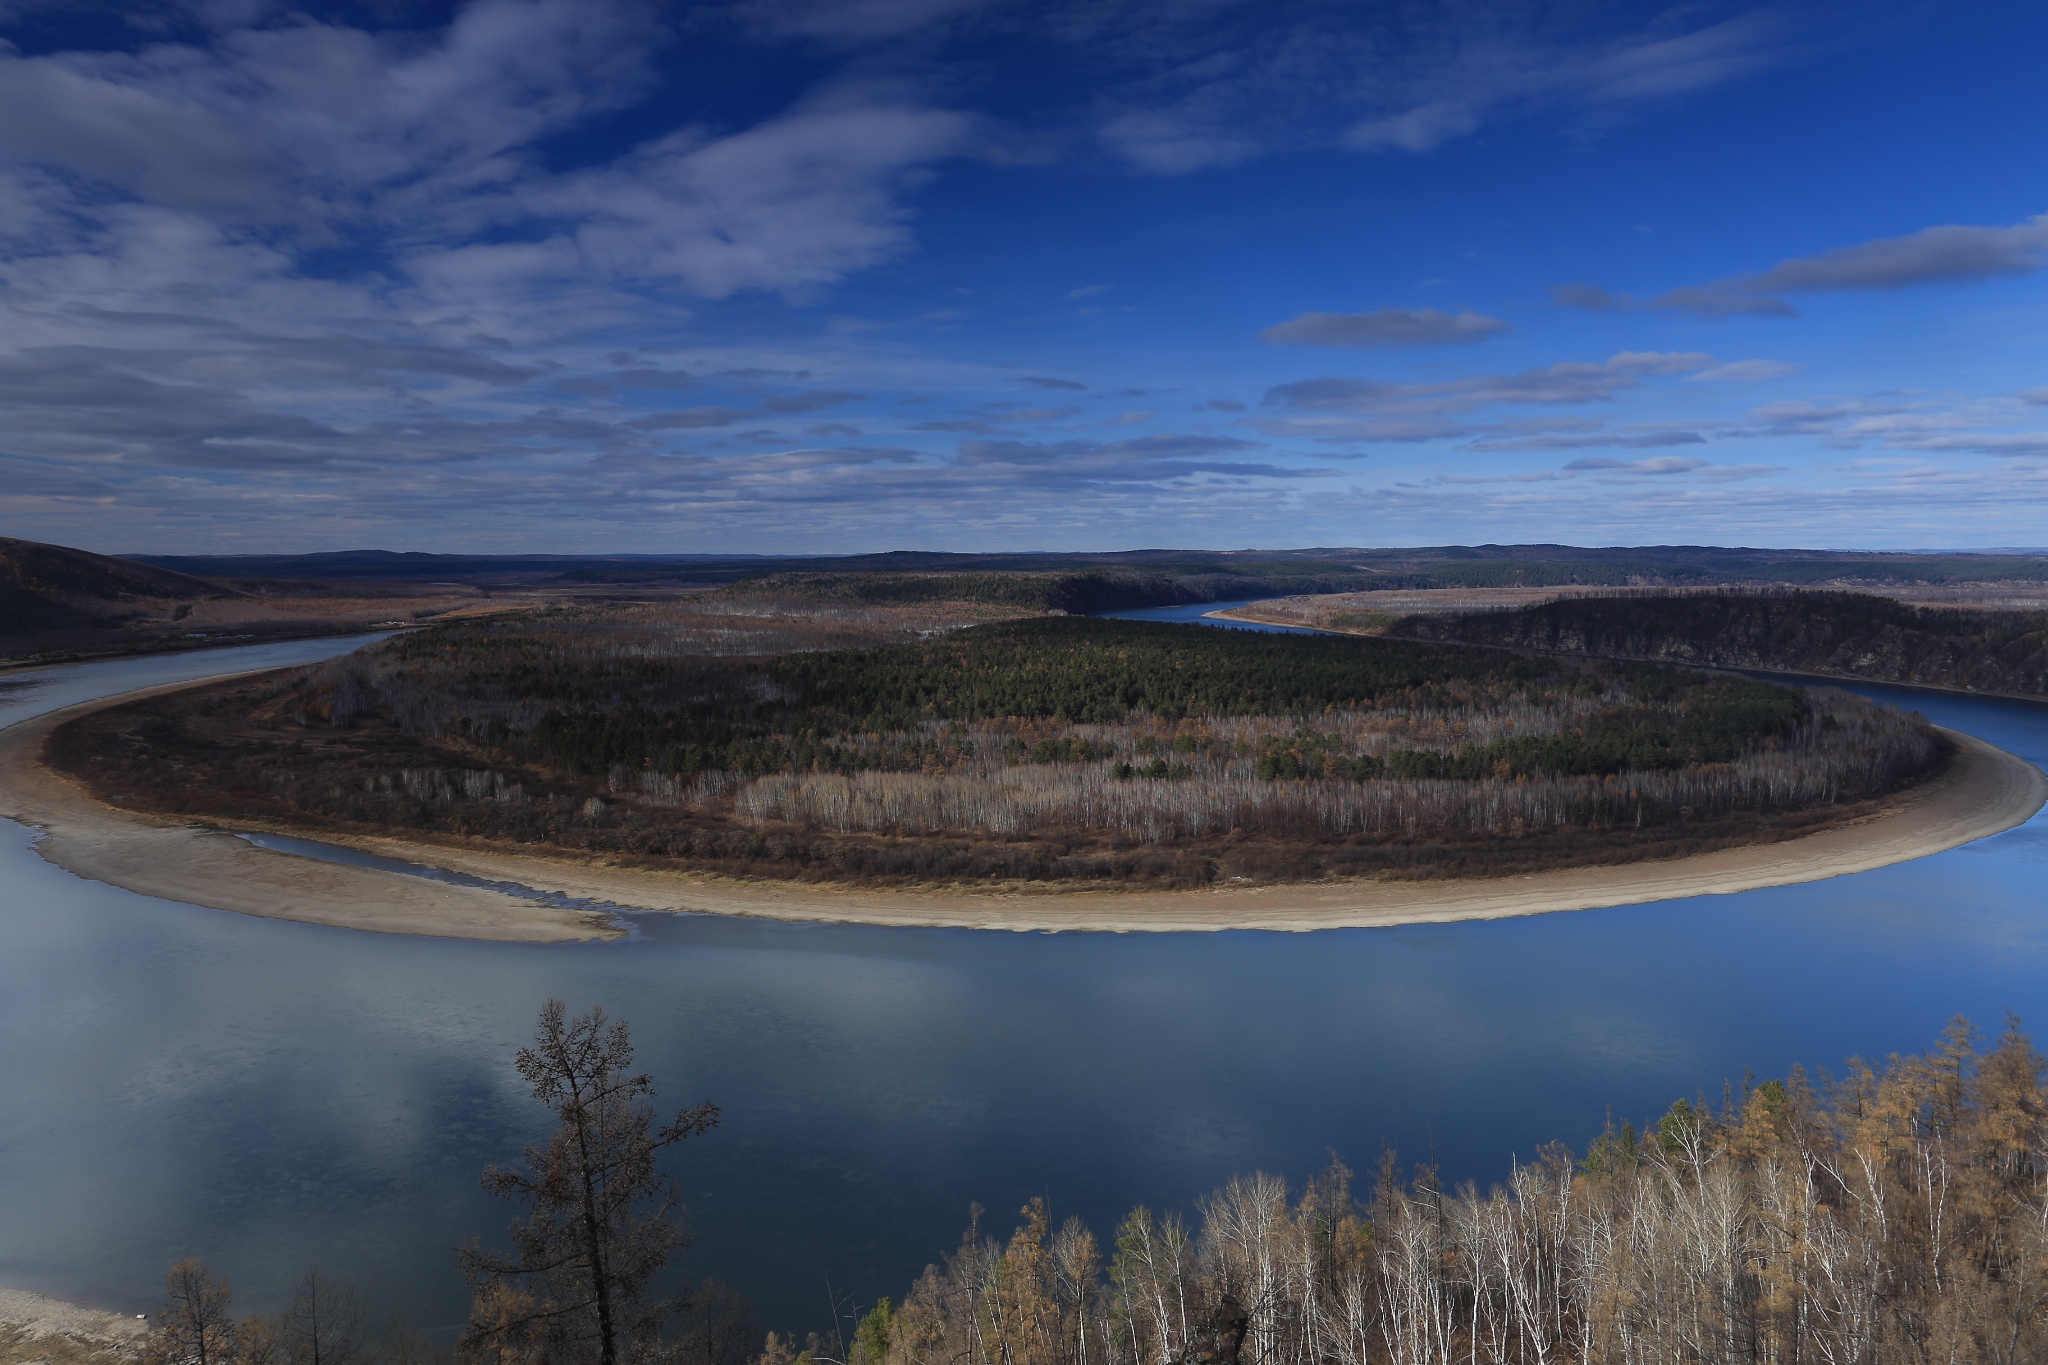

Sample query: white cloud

[1345,12,1793,156]
[1563,455,1708,474]
[1560,213,2048,319]
[0,1,973,321]
[1688,359,1801,383]
[1259,307,1509,349]
[1739,394,2048,459]
[1260,351,1715,419]
[482,102,975,299]
[1474,426,1708,453]
[1097,108,1263,176]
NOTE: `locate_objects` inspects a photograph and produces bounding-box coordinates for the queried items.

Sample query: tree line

[1388,592,2048,700]
[135,1012,2048,1365]
[860,1018,2048,1365]
[47,606,1946,889]
[313,616,1840,790]
[144,1003,744,1365]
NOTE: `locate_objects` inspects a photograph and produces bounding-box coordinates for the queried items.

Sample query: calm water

[2,633,2046,1338]
[1101,599,1324,633]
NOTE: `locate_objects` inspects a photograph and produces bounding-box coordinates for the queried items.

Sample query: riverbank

[5,674,2041,936]
[1206,601,2048,707]
[0,684,619,943]
[0,1287,146,1365]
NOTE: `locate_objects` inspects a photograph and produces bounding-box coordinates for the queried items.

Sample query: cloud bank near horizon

[0,0,2043,553]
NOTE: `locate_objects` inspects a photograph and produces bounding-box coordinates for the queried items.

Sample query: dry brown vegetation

[715,685,1927,850]
[858,1019,2048,1365]
[0,535,548,668]
[79,1017,2048,1365]
[0,1289,146,1365]
[45,592,1948,889]
[1235,584,2048,639]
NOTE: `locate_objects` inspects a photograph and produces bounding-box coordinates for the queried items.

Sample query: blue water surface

[1,632,2043,1337]
[1100,599,1323,633]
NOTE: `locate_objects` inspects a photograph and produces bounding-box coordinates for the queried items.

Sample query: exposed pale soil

[1216,582,2048,631]
[0,1288,148,1365]
[3,678,2039,937]
[0,682,618,942]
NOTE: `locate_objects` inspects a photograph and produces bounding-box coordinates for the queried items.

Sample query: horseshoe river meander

[3,621,2047,1335]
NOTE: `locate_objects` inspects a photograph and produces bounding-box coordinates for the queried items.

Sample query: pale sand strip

[0,1286,148,1363]
[309,727,2042,931]
[4,680,2041,937]
[0,685,618,942]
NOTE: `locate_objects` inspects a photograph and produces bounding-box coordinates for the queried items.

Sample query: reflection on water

[1,636,2045,1337]
[1100,599,1324,633]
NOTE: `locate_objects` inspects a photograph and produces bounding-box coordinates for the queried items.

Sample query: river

[2,627,2046,1337]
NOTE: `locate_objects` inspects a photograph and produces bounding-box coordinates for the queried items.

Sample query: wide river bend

[3,626,2047,1336]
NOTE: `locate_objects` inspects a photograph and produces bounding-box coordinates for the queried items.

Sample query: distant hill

[0,537,232,636]
[1391,591,2048,698]
[126,543,2048,591]
[0,537,489,668]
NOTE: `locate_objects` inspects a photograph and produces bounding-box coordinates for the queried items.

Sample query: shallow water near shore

[2,633,2047,1336]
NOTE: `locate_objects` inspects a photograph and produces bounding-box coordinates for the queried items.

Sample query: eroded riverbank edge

[5,672,2043,937]
[0,680,619,942]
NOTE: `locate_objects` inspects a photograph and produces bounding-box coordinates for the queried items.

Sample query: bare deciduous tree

[145,1259,238,1365]
[284,1269,365,1365]
[460,1000,720,1365]
[874,1018,2048,1365]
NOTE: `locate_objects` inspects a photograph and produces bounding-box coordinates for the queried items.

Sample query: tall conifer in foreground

[460,1001,720,1365]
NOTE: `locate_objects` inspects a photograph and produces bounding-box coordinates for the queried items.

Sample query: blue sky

[1,0,2044,554]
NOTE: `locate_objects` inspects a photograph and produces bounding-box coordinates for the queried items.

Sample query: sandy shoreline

[4,674,2042,938]
[0,683,618,942]
[0,1286,147,1365]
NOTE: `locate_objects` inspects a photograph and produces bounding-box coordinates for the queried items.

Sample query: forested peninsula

[46,589,1948,889]
[1384,592,2048,699]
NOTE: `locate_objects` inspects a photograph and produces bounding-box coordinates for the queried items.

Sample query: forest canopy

[49,596,1945,889]
[1388,590,2048,699]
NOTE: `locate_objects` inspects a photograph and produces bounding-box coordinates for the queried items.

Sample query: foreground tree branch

[460,1001,720,1365]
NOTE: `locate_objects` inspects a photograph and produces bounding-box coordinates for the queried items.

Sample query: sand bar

[0,683,618,942]
[4,674,2040,937]
[0,1285,149,1365]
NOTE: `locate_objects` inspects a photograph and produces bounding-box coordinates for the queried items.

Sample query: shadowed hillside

[128,543,2048,591]
[0,537,517,668]
[0,537,234,636]
[1390,591,2048,698]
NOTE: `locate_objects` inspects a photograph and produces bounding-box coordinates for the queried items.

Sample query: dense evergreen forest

[1390,592,2048,699]
[50,593,1943,887]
